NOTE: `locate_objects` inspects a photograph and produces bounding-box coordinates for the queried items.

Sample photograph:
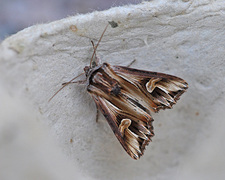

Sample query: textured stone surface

[0,1,225,180]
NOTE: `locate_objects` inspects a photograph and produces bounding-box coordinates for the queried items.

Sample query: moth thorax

[92,72,110,86]
[92,72,121,96]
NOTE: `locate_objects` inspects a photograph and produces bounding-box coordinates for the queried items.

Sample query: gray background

[0,0,142,40]
[1,1,225,179]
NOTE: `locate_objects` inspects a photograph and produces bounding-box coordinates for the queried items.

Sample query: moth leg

[95,105,99,123]
[62,80,86,86]
[126,59,136,67]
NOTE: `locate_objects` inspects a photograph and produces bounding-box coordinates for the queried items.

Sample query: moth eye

[146,77,162,93]
[119,119,131,137]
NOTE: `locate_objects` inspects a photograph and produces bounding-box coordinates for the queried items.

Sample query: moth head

[84,66,90,77]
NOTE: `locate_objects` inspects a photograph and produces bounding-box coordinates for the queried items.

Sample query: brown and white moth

[50,23,188,160]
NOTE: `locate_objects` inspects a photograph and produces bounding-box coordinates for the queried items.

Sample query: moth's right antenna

[89,23,109,67]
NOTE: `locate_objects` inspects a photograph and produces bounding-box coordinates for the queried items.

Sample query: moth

[49,23,188,160]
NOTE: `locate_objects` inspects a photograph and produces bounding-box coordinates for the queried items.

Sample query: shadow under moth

[49,23,188,160]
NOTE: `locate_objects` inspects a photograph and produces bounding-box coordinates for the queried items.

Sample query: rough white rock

[0,1,225,180]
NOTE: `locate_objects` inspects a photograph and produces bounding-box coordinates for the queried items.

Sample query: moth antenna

[90,40,96,60]
[89,23,109,67]
[48,72,85,102]
[50,24,109,102]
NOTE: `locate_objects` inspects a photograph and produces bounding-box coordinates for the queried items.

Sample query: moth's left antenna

[48,73,84,102]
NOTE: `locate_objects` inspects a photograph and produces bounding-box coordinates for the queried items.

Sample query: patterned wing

[111,65,188,112]
[86,63,187,159]
[90,94,154,159]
